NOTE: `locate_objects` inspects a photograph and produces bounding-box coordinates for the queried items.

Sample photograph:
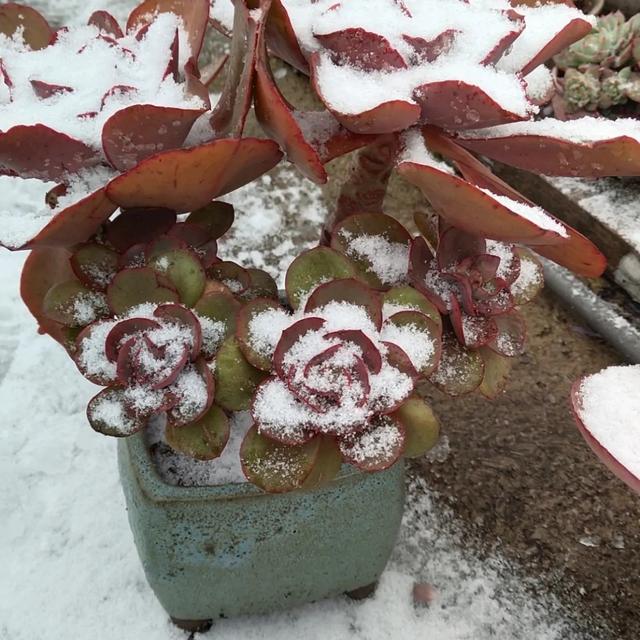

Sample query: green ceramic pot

[117,432,405,630]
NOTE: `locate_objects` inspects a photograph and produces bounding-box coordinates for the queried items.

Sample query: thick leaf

[478,346,512,399]
[106,138,283,212]
[254,28,327,184]
[571,376,640,495]
[149,249,206,307]
[70,243,119,291]
[207,261,251,295]
[391,396,440,458]
[310,53,421,135]
[187,201,235,239]
[87,387,145,437]
[88,10,124,38]
[20,247,74,343]
[246,268,279,300]
[126,0,210,59]
[214,337,268,411]
[0,3,52,50]
[382,286,442,329]
[305,279,383,329]
[414,80,528,131]
[42,279,104,327]
[16,186,117,251]
[237,298,286,371]
[0,125,98,181]
[194,291,240,356]
[331,212,411,288]
[74,321,118,385]
[429,334,485,396]
[105,208,176,252]
[285,247,359,310]
[107,267,179,314]
[154,303,203,359]
[273,317,325,380]
[166,404,230,461]
[456,124,640,178]
[167,359,215,427]
[338,416,405,472]
[102,105,206,171]
[324,329,383,374]
[240,424,320,493]
[30,80,73,99]
[397,160,566,245]
[511,247,544,305]
[487,311,526,357]
[300,436,342,490]
[105,317,161,363]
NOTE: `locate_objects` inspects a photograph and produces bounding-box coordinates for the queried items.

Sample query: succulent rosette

[0,0,282,251]
[235,247,442,492]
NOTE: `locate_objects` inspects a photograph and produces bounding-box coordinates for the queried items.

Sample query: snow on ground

[0,173,604,639]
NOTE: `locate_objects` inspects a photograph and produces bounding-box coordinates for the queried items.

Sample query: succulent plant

[6,0,640,494]
[553,11,640,116]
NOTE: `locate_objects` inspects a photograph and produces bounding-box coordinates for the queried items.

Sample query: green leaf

[70,243,119,292]
[214,337,268,411]
[285,247,358,309]
[382,286,442,329]
[391,396,440,458]
[429,334,484,396]
[478,346,512,399]
[149,249,206,308]
[187,201,235,239]
[301,436,342,490]
[107,267,179,315]
[43,280,106,327]
[240,425,320,493]
[165,405,230,461]
[246,268,279,300]
[237,298,287,371]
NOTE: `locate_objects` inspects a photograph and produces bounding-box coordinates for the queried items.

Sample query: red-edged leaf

[305,279,383,330]
[105,318,161,362]
[397,159,566,245]
[482,12,524,65]
[478,346,512,399]
[207,261,251,294]
[102,105,205,171]
[487,310,527,357]
[0,3,53,50]
[87,387,145,437]
[429,333,485,396]
[106,138,282,212]
[414,80,529,131]
[403,29,457,63]
[324,329,383,374]
[166,404,230,461]
[382,285,442,329]
[167,358,215,427]
[186,201,235,239]
[126,0,210,60]
[237,298,288,371]
[0,125,98,181]
[12,186,117,251]
[106,208,176,252]
[339,415,405,472]
[254,27,327,184]
[383,341,418,386]
[149,249,206,307]
[450,298,498,350]
[437,227,486,270]
[74,321,118,385]
[511,247,544,304]
[154,303,203,359]
[70,243,119,292]
[315,28,406,71]
[390,395,440,458]
[273,317,325,380]
[30,80,73,99]
[240,424,321,493]
[88,10,124,37]
[456,124,640,177]
[310,53,421,135]
[194,291,241,357]
[571,373,640,495]
[20,247,74,343]
[107,267,179,314]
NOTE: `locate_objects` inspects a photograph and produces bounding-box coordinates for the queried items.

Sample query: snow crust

[575,365,640,481]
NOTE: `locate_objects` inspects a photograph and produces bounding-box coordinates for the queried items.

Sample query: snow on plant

[0,0,281,251]
[236,246,441,492]
[571,365,640,495]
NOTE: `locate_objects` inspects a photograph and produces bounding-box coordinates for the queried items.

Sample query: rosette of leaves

[0,0,282,251]
[553,12,640,116]
[235,248,442,492]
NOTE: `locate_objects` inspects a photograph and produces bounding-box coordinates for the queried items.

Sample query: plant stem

[320,134,400,244]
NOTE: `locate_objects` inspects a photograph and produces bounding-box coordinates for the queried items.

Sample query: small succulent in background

[553,11,640,118]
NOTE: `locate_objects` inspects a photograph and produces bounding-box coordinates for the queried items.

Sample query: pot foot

[345,581,378,601]
[170,617,213,633]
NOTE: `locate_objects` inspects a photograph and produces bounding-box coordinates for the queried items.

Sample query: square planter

[117,431,405,628]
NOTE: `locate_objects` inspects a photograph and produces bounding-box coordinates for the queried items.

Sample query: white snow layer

[0,183,603,640]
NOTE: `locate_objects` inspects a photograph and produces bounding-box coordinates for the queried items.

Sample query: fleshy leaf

[70,243,119,291]
[149,249,206,307]
[165,404,230,461]
[305,279,383,329]
[237,298,286,371]
[331,212,411,289]
[487,311,526,357]
[382,286,442,329]
[126,0,210,59]
[300,436,342,491]
[105,208,177,252]
[194,291,240,357]
[167,359,215,427]
[88,10,124,38]
[214,337,268,411]
[429,334,484,396]
[390,396,440,458]
[43,279,104,327]
[246,269,279,300]
[107,267,179,314]
[186,201,235,239]
[285,247,359,310]
[478,346,512,399]
[511,247,544,305]
[106,138,282,212]
[87,387,145,437]
[0,125,98,181]
[208,261,251,295]
[240,425,320,493]
[0,3,53,50]
[102,105,206,171]
[339,415,405,472]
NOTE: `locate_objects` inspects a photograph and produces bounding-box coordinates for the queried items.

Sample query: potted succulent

[3,0,640,631]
